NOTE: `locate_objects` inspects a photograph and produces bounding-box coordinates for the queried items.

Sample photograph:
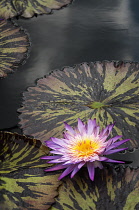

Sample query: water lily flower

[41,119,130,181]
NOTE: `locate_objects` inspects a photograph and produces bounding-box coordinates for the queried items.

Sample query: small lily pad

[50,166,139,210]
[0,0,72,19]
[0,19,30,78]
[18,61,139,150]
[0,131,61,209]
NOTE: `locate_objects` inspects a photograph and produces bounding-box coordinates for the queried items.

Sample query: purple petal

[106,139,130,151]
[103,147,128,155]
[106,135,122,146]
[87,162,95,181]
[64,122,75,134]
[62,160,75,165]
[89,154,100,162]
[70,165,80,178]
[100,123,115,138]
[51,137,67,147]
[48,146,62,150]
[50,151,64,155]
[40,155,61,160]
[94,126,100,137]
[48,159,64,163]
[99,156,108,161]
[58,164,76,180]
[46,140,57,149]
[78,162,85,169]
[63,132,74,140]
[99,126,109,137]
[78,118,86,133]
[45,163,69,172]
[103,158,125,164]
[87,119,97,135]
[45,140,54,146]
[107,123,115,135]
[99,126,108,137]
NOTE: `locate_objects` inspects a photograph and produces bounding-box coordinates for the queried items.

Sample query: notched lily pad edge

[0,19,31,79]
[17,60,137,93]
[30,60,139,81]
[5,0,74,20]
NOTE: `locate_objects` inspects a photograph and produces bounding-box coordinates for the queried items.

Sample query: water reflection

[16,0,139,79]
[16,0,138,78]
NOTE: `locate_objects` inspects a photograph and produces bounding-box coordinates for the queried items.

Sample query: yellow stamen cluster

[72,138,101,159]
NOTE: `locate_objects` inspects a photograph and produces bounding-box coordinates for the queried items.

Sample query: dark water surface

[1,0,139,165]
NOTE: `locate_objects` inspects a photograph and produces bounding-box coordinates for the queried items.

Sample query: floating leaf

[50,166,139,210]
[18,61,139,150]
[0,19,30,78]
[0,168,61,210]
[0,131,49,173]
[0,131,61,209]
[0,0,73,19]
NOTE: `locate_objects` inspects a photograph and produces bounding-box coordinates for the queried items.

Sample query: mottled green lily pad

[0,131,49,173]
[0,0,72,19]
[0,131,61,209]
[50,166,139,210]
[0,168,61,210]
[0,19,30,78]
[18,61,139,150]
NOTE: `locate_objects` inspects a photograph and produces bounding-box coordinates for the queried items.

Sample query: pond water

[1,0,139,166]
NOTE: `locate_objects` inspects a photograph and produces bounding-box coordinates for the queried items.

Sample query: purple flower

[41,119,130,181]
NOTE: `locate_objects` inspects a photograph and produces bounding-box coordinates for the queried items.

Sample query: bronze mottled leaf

[18,61,139,150]
[0,19,30,78]
[0,0,72,19]
[0,168,61,210]
[0,131,49,173]
[50,166,139,210]
[0,131,61,209]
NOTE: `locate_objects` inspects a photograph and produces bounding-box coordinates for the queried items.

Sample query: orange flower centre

[72,139,101,158]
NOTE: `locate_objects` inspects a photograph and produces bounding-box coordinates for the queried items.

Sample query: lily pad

[0,0,73,19]
[50,166,139,210]
[0,131,49,173]
[0,168,61,210]
[0,131,61,209]
[0,19,30,78]
[18,61,139,150]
